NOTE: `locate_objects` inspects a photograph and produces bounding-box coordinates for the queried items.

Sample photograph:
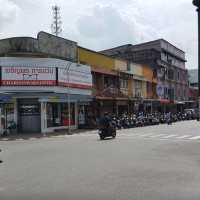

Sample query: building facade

[188,69,198,108]
[78,46,158,117]
[101,39,189,112]
[78,47,132,119]
[0,32,93,134]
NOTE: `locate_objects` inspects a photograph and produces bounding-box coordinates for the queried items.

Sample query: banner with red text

[1,67,56,86]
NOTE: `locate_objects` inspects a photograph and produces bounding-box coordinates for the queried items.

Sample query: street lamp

[193,0,200,120]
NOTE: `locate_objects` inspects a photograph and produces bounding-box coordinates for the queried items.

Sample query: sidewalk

[0,129,98,141]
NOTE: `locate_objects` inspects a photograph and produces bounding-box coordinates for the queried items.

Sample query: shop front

[0,57,92,134]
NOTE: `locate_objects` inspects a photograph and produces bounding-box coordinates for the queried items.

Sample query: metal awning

[0,92,92,103]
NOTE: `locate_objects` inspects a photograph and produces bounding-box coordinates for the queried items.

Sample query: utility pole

[51,5,62,36]
[193,0,200,120]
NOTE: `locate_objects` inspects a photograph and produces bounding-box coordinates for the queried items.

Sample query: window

[135,80,142,97]
[0,104,15,129]
[47,103,75,128]
[177,71,180,81]
[120,79,128,89]
[104,76,115,88]
[164,88,168,99]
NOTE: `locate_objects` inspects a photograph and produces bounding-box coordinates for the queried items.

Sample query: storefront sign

[156,84,164,98]
[0,96,13,103]
[58,64,92,90]
[1,67,56,86]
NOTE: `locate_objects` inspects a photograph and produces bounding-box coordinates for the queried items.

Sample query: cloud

[0,0,198,69]
[0,0,19,32]
[76,5,136,49]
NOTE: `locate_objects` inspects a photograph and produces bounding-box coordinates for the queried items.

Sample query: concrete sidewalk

[0,129,97,141]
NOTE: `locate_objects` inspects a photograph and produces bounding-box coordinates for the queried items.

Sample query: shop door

[18,99,41,133]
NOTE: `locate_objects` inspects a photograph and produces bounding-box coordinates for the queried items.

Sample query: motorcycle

[98,120,117,140]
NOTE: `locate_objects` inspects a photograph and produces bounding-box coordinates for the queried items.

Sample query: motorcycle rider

[166,112,172,125]
[99,112,112,131]
[0,149,2,163]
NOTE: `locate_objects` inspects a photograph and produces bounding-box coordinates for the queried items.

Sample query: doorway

[18,99,41,133]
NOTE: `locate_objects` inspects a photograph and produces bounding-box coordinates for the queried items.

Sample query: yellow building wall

[115,59,127,71]
[142,64,157,83]
[78,47,115,70]
[130,63,143,76]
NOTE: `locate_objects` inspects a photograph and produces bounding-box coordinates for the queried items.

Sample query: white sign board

[1,67,56,86]
[58,64,92,89]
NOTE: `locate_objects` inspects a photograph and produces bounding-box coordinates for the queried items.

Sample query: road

[0,121,200,200]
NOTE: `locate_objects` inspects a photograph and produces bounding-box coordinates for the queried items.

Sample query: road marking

[162,134,178,139]
[138,133,155,137]
[149,134,168,138]
[176,135,191,139]
[189,136,200,140]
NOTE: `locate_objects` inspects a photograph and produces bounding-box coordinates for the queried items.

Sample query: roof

[100,39,185,54]
[188,69,198,84]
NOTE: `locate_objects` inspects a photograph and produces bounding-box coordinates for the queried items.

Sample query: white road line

[162,134,178,139]
[176,135,191,139]
[138,133,155,137]
[189,136,200,140]
[149,134,168,138]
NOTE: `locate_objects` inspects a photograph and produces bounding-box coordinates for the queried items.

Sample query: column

[41,102,47,134]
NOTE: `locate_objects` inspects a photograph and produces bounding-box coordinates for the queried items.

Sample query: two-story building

[78,47,133,118]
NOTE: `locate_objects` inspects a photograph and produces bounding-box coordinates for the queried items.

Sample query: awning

[95,96,114,100]
[92,68,118,76]
[39,94,92,103]
[0,92,92,103]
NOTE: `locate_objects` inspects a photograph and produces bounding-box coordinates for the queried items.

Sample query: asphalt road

[0,121,200,200]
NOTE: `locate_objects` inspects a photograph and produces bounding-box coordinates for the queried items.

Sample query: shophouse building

[101,39,189,113]
[78,47,156,117]
[0,32,92,134]
[78,47,132,119]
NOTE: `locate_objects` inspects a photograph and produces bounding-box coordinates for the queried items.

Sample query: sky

[0,0,198,69]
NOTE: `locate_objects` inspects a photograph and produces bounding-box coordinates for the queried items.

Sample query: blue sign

[0,96,12,102]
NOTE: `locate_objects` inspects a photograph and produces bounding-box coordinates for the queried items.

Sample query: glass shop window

[1,104,15,129]
[47,103,75,128]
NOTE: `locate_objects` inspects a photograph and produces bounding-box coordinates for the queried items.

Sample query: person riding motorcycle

[99,112,112,130]
[99,112,116,139]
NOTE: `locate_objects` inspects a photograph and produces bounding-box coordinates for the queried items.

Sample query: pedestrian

[167,112,172,125]
[0,149,2,163]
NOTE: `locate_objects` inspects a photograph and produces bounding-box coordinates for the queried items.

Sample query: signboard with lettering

[58,64,93,90]
[156,84,164,99]
[1,67,56,86]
